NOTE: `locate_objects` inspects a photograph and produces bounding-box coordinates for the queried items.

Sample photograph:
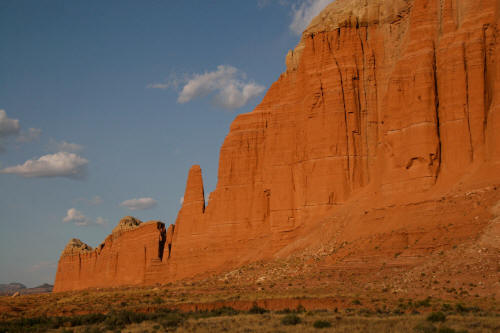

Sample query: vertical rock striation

[54,0,500,291]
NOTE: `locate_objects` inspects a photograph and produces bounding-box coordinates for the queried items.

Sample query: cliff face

[54,0,500,292]
[54,218,166,291]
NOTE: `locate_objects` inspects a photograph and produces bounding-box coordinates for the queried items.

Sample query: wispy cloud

[257,0,331,35]
[16,128,42,143]
[147,74,184,91]
[289,0,331,34]
[90,195,103,205]
[46,139,84,153]
[149,65,265,111]
[74,195,103,206]
[120,197,158,211]
[63,208,91,226]
[0,110,20,138]
[257,0,290,9]
[62,208,106,226]
[0,110,42,151]
[0,152,88,179]
[0,110,20,151]
[96,217,108,225]
[29,261,57,273]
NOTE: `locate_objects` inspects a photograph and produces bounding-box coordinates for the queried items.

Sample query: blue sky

[0,0,331,287]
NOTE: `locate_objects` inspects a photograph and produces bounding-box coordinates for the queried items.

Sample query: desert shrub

[455,303,469,313]
[454,303,479,314]
[437,327,457,333]
[415,297,432,308]
[191,307,239,318]
[79,313,107,326]
[441,303,452,312]
[209,306,239,316]
[358,308,374,316]
[159,312,184,328]
[152,296,164,304]
[427,312,446,323]
[352,299,361,305]
[248,304,268,314]
[414,322,437,333]
[103,310,147,330]
[281,314,301,325]
[313,320,332,328]
[392,308,404,315]
[82,327,103,333]
[296,304,306,313]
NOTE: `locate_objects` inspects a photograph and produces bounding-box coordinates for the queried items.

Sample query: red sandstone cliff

[54,0,500,292]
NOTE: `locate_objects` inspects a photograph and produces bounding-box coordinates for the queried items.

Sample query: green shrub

[427,312,446,323]
[281,314,301,325]
[313,320,332,328]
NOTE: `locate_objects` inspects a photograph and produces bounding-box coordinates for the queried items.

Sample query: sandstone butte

[54,0,500,292]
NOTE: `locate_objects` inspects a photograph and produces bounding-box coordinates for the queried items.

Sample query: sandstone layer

[54,0,500,292]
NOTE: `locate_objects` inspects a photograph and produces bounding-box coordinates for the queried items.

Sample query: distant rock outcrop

[54,0,500,292]
[0,282,53,296]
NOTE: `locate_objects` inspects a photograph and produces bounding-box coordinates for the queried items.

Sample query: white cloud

[153,65,265,111]
[62,208,106,226]
[120,197,158,211]
[0,152,88,179]
[147,74,184,91]
[289,0,331,35]
[16,128,42,143]
[63,208,90,226]
[47,139,84,153]
[0,110,20,138]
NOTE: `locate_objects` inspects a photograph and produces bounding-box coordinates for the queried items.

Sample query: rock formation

[54,0,500,292]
